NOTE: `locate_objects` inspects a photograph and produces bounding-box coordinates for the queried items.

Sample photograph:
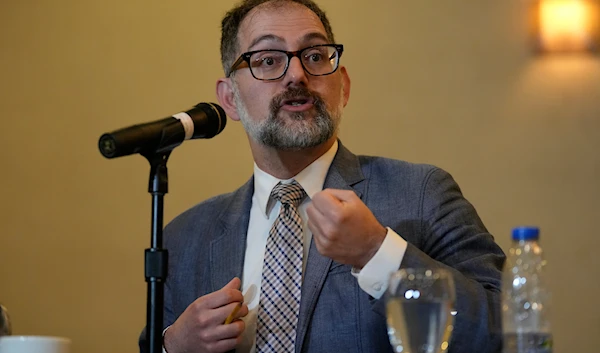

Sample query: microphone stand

[143,150,171,353]
[98,107,225,353]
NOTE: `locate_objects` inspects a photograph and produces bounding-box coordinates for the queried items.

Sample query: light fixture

[533,0,599,53]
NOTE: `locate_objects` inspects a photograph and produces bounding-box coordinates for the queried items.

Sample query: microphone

[98,102,226,159]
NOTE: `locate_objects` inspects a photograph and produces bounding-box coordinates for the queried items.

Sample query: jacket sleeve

[398,167,505,353]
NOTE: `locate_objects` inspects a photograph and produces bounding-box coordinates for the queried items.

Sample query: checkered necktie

[256,180,307,353]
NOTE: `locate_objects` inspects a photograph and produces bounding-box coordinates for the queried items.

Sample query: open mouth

[281,97,315,111]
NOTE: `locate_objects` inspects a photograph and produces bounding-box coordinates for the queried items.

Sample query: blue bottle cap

[512,226,540,241]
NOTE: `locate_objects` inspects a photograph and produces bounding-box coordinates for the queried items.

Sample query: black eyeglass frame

[226,44,344,80]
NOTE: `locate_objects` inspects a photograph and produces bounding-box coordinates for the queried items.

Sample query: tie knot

[271,180,307,207]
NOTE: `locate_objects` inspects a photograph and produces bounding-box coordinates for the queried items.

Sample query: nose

[283,56,309,87]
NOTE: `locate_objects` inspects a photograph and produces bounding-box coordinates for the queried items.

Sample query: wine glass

[386,268,456,353]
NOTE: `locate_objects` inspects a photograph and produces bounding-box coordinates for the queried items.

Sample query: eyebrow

[248,34,283,51]
[302,32,329,43]
[247,32,331,51]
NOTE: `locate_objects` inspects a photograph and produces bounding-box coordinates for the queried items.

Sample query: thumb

[223,277,241,290]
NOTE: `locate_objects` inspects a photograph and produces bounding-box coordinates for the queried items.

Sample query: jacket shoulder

[357,154,442,185]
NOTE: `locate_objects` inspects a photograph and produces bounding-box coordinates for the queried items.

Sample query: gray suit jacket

[139,142,505,353]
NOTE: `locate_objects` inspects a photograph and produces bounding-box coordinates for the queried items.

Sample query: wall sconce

[533,0,599,53]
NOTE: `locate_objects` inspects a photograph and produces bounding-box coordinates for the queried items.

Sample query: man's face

[226,2,350,150]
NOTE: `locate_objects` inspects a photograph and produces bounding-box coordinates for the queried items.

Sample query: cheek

[239,84,273,116]
[320,84,343,108]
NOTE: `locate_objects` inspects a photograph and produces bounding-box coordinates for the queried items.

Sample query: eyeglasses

[227,44,344,81]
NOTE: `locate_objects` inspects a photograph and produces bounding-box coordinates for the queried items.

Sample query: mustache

[269,87,323,113]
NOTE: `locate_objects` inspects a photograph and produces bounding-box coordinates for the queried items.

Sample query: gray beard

[232,85,342,150]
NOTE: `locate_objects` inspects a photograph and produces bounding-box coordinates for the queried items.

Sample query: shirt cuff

[351,227,407,299]
[162,326,170,353]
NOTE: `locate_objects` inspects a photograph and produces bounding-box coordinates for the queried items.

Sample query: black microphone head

[98,102,227,159]
[98,133,118,158]
[189,103,227,139]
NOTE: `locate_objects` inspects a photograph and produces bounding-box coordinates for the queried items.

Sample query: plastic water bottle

[502,226,553,352]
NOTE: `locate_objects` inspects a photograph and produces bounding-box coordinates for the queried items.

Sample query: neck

[249,137,336,179]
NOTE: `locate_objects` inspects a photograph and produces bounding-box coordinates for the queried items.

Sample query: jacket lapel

[209,178,254,292]
[296,142,366,352]
[207,144,366,351]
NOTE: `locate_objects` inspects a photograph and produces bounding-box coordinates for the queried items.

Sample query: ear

[216,78,240,121]
[339,66,351,107]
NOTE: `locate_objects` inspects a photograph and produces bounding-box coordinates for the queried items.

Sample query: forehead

[238,2,328,50]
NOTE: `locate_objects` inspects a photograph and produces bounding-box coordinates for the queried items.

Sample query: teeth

[291,102,302,106]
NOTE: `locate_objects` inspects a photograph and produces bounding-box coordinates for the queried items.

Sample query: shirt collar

[253,140,339,218]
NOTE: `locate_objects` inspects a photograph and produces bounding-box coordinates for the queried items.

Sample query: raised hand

[307,189,387,269]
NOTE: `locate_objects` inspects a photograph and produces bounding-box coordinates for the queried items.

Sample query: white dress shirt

[163,141,408,353]
[237,141,407,352]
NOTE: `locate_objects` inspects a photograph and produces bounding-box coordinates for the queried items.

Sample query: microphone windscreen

[190,103,226,139]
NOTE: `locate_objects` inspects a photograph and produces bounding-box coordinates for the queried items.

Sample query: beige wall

[1,1,598,352]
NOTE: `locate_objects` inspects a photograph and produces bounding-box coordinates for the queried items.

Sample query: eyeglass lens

[249,46,339,80]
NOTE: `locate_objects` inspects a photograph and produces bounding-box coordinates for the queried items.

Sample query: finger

[206,318,246,342]
[305,203,322,223]
[223,277,241,290]
[308,196,346,236]
[195,320,244,352]
[203,301,245,327]
[308,220,335,260]
[311,189,359,218]
[311,189,343,211]
[216,277,244,307]
[306,209,329,239]
[206,336,242,353]
[223,302,242,324]
[320,188,358,203]
[309,193,339,222]
[236,303,249,319]
[326,188,360,202]
[226,303,249,321]
[199,286,243,311]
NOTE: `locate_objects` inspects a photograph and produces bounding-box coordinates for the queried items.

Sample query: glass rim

[387,268,456,300]
[389,268,453,278]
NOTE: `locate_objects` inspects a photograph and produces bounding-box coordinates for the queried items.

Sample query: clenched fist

[307,188,387,268]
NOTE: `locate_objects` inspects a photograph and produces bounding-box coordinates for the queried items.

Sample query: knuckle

[236,319,246,334]
[190,298,206,313]
[236,334,245,345]
[316,239,330,255]
[221,290,234,302]
[205,342,216,352]
[322,224,337,240]
[222,289,241,303]
[190,301,201,312]
[240,304,249,317]
[314,232,326,245]
[314,239,324,252]
[329,209,344,224]
[198,329,210,342]
[197,314,210,328]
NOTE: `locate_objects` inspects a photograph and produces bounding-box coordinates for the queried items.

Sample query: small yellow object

[224,302,243,325]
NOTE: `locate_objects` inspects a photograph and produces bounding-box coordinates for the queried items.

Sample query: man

[139,0,505,352]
